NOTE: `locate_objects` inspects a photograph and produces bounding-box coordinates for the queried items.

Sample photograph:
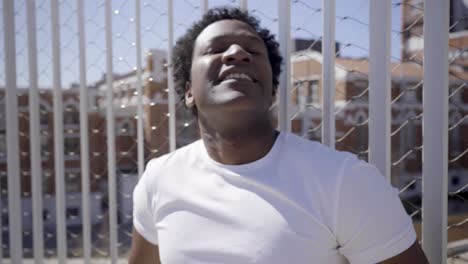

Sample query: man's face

[187,19,274,117]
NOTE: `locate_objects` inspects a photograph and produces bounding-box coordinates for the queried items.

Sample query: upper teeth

[224,73,252,81]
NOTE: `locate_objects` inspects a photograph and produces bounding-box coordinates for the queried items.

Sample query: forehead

[194,19,263,48]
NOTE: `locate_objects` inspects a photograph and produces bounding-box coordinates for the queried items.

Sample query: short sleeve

[336,157,416,264]
[133,162,159,245]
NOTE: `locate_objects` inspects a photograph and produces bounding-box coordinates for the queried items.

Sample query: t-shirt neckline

[200,131,284,172]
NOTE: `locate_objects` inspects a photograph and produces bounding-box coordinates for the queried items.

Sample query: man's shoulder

[144,139,203,173]
[282,132,354,165]
[280,132,368,190]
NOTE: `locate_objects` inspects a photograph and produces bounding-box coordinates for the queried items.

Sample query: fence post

[26,0,45,262]
[3,0,23,262]
[51,0,67,262]
[240,0,247,11]
[422,0,449,263]
[321,0,335,148]
[369,0,391,180]
[105,0,118,262]
[167,0,176,152]
[77,0,91,262]
[202,0,208,13]
[135,0,145,177]
[278,0,291,132]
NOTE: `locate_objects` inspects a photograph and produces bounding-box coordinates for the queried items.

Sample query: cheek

[191,57,219,82]
[258,62,273,89]
[190,57,220,99]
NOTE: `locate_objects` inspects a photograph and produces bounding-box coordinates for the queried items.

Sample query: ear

[185,82,195,108]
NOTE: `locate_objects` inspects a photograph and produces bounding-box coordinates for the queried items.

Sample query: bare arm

[378,241,428,264]
[129,227,161,264]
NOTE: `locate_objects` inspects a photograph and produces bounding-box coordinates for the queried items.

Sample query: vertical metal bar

[3,0,23,262]
[321,0,335,147]
[77,0,91,263]
[240,0,247,11]
[422,0,449,263]
[167,0,176,151]
[369,1,391,180]
[0,0,4,257]
[0,196,2,264]
[26,0,45,262]
[51,0,67,262]
[202,0,208,13]
[278,0,291,132]
[135,0,144,176]
[0,173,1,263]
[105,0,118,262]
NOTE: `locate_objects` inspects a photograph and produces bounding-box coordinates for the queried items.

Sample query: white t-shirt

[133,132,416,264]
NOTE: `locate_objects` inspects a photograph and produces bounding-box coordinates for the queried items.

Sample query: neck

[198,114,278,165]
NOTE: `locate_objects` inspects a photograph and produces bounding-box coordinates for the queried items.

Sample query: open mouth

[220,73,257,83]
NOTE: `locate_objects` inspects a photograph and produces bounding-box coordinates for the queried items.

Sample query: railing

[1,0,467,263]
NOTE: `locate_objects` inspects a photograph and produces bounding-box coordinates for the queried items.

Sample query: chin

[206,87,272,114]
[218,101,270,117]
[212,93,258,110]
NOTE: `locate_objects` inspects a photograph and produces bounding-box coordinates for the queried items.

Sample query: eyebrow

[206,34,264,46]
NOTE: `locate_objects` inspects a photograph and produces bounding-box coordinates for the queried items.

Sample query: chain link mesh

[447,0,468,259]
[0,0,466,261]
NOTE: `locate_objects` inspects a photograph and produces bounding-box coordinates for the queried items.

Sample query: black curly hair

[172,7,283,108]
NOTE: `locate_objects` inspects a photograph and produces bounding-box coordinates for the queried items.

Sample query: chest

[154,171,346,263]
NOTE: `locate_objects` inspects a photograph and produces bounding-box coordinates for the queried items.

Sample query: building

[401,0,468,65]
[288,0,468,213]
[290,51,467,200]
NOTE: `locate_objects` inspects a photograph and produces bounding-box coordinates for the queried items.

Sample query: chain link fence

[0,0,466,262]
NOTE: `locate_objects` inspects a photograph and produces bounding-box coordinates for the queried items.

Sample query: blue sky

[0,0,403,88]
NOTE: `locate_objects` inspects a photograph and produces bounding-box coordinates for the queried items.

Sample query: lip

[220,78,252,84]
[217,69,257,84]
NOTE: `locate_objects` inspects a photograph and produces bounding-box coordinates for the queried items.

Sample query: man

[130,7,428,264]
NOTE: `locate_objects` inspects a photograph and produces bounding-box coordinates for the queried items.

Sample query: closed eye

[249,50,263,55]
[247,47,266,55]
[205,49,224,55]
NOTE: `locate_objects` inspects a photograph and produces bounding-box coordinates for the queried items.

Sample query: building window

[41,135,50,160]
[450,111,462,154]
[450,0,468,32]
[0,173,7,197]
[451,175,460,186]
[399,123,407,157]
[117,120,134,136]
[404,87,418,102]
[64,137,80,158]
[40,105,49,126]
[451,127,461,153]
[64,105,79,126]
[450,85,463,103]
[294,81,301,106]
[406,119,417,160]
[66,171,81,193]
[43,209,51,221]
[0,131,5,160]
[66,208,80,220]
[356,115,367,152]
[2,213,8,226]
[309,80,319,104]
[42,170,53,193]
[121,123,130,133]
[407,120,415,147]
[296,80,319,108]
[353,80,369,101]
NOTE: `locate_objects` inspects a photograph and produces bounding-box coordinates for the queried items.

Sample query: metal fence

[1,0,467,263]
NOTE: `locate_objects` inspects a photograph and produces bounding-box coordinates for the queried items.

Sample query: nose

[221,44,251,64]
